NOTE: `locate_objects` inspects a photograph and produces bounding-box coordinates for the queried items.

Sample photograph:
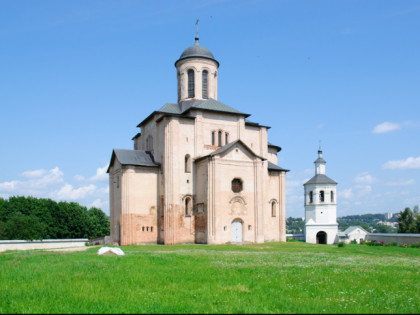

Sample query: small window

[218,131,222,147]
[188,70,195,98]
[225,133,229,145]
[202,70,208,99]
[320,190,325,202]
[212,131,215,146]
[185,197,192,216]
[146,227,149,232]
[231,178,243,193]
[248,225,252,231]
[331,190,334,202]
[271,201,276,217]
[185,154,191,173]
[309,191,313,203]
[142,226,145,232]
[150,227,153,232]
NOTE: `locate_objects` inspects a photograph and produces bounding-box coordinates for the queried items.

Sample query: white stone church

[107,34,289,245]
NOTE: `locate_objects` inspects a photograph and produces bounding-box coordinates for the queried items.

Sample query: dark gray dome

[175,37,219,66]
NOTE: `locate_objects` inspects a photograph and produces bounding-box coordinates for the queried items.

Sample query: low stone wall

[0,239,88,252]
[87,236,113,246]
[366,233,420,245]
[286,234,305,241]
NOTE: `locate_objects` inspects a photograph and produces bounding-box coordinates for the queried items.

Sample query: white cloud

[74,175,85,181]
[354,172,375,184]
[384,179,415,186]
[383,156,420,170]
[89,198,107,209]
[54,184,96,200]
[0,167,110,214]
[90,164,109,181]
[340,188,353,199]
[0,167,64,195]
[372,121,400,134]
[355,185,372,195]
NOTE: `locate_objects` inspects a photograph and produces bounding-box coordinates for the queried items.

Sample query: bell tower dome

[175,32,219,102]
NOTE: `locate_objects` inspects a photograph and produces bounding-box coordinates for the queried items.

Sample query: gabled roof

[195,139,265,162]
[304,174,337,185]
[343,226,368,235]
[107,149,160,173]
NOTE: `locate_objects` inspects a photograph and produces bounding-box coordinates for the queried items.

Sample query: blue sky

[0,0,419,218]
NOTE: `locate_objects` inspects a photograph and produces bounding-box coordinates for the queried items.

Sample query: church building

[303,149,338,244]
[107,33,289,245]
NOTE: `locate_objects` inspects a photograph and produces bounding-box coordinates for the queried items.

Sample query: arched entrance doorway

[316,231,327,244]
[231,220,243,242]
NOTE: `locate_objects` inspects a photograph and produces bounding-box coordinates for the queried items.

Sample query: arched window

[185,197,192,216]
[271,201,276,217]
[231,178,243,193]
[320,190,325,202]
[188,70,195,98]
[218,130,222,147]
[211,131,215,146]
[331,190,334,202]
[225,133,229,145]
[185,154,191,173]
[309,191,313,203]
[202,70,208,99]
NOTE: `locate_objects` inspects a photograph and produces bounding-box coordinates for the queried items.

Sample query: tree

[88,207,110,238]
[374,224,394,233]
[397,207,418,233]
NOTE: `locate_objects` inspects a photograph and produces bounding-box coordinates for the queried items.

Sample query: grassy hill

[1,242,419,314]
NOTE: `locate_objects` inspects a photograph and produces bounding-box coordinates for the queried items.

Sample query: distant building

[338,226,369,244]
[303,149,338,244]
[384,212,393,220]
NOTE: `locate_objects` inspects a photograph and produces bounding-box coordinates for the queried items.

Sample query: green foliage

[374,224,394,233]
[286,217,304,234]
[0,196,110,240]
[350,239,357,244]
[384,242,398,247]
[397,206,420,233]
[337,241,345,247]
[0,243,419,314]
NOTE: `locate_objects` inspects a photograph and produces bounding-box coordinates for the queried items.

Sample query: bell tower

[303,148,338,244]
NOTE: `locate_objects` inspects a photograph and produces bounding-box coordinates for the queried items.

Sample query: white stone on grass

[97,247,125,256]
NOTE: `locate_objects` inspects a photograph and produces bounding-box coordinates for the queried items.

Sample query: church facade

[107,35,289,245]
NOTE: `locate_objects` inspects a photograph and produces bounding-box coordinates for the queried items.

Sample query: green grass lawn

[1,242,419,314]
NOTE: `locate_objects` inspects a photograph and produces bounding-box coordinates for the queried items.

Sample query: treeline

[0,196,110,240]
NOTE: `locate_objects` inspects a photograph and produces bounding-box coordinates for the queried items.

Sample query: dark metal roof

[268,142,282,152]
[267,161,289,172]
[131,133,141,140]
[175,37,219,67]
[245,119,271,129]
[304,174,337,185]
[107,149,160,173]
[314,157,326,163]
